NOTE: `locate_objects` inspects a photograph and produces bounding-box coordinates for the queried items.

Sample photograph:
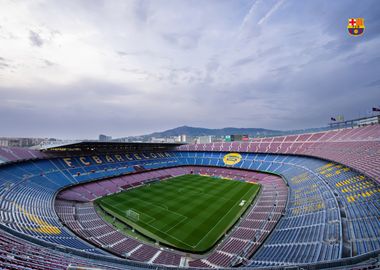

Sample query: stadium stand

[0,228,128,269]
[178,125,380,182]
[0,125,379,269]
[0,146,47,164]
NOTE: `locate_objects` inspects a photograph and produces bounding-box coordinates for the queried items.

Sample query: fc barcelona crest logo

[347,18,365,36]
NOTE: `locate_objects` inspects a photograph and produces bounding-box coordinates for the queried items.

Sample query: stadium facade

[0,124,379,269]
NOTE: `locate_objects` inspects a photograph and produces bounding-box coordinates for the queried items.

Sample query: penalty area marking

[164,215,188,234]
[140,216,194,249]
[101,201,156,224]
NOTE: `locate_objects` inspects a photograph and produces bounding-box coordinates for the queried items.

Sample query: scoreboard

[225,135,249,142]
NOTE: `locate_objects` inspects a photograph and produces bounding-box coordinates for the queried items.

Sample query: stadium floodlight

[126,209,140,222]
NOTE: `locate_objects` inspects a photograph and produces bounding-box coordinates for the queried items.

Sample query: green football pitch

[96,174,260,253]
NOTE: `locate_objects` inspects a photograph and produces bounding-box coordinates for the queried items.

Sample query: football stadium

[0,125,380,269]
[1,0,380,269]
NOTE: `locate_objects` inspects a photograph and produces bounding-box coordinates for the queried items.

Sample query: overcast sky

[0,0,379,139]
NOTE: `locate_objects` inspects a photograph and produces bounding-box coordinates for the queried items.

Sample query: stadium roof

[39,141,184,153]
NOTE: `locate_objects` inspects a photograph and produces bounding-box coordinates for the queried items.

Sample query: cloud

[0,56,10,69]
[365,79,380,88]
[0,0,379,138]
[0,62,9,69]
[257,0,285,25]
[233,56,256,67]
[239,0,260,32]
[161,32,200,50]
[117,51,130,56]
[29,30,44,47]
[43,59,55,67]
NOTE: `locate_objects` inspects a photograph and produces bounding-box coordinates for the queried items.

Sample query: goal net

[125,209,140,222]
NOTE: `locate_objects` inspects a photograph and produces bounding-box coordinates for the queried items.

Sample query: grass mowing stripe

[96,174,260,253]
[193,185,257,248]
[98,201,194,249]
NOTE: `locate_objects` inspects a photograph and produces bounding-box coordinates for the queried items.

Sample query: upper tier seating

[177,125,380,182]
[0,147,47,164]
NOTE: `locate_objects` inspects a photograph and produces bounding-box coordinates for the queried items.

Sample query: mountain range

[144,126,283,138]
[115,125,329,141]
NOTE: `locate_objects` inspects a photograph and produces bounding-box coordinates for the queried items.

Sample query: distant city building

[197,136,212,144]
[0,138,8,147]
[211,136,224,142]
[150,136,182,143]
[151,137,167,143]
[0,137,46,148]
[99,134,112,141]
[178,134,187,143]
[115,136,145,142]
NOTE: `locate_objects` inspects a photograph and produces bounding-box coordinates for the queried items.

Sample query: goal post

[125,209,140,222]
